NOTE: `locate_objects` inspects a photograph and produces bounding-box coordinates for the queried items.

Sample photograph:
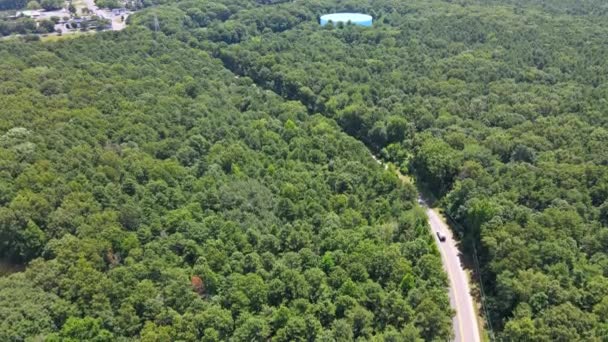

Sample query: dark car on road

[436,231,446,242]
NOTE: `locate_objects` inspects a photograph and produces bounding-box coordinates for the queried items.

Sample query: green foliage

[26,0,40,9]
[0,25,449,341]
[40,0,61,10]
[0,0,27,10]
[4,0,606,339]
[95,0,121,9]
[0,17,39,36]
[47,316,114,341]
[123,0,608,338]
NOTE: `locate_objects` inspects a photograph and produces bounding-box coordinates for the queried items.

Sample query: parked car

[436,231,446,242]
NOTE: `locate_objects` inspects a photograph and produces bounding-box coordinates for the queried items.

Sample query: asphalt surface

[424,201,481,342]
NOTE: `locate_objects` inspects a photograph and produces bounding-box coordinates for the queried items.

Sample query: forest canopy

[2,0,608,340]
[128,0,608,339]
[0,25,451,341]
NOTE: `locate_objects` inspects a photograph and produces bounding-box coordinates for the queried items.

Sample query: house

[16,10,41,18]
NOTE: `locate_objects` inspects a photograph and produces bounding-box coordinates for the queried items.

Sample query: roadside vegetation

[131,0,608,339]
[1,0,608,340]
[0,27,451,340]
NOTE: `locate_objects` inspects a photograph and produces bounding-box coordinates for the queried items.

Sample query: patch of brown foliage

[191,275,205,296]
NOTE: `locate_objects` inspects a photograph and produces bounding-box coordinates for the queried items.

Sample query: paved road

[371,154,481,342]
[424,201,481,342]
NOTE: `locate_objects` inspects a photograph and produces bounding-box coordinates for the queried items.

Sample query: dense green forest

[128,0,608,340]
[2,0,608,340]
[0,27,452,340]
[0,0,27,10]
[479,0,608,16]
[0,17,58,37]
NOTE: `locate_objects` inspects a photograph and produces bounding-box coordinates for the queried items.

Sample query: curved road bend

[371,155,480,342]
[424,201,481,342]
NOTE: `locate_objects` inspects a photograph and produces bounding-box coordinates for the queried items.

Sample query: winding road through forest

[372,155,481,342]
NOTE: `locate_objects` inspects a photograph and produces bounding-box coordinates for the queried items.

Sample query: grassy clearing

[40,31,96,42]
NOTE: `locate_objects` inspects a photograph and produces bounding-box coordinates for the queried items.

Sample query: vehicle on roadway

[436,231,446,242]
